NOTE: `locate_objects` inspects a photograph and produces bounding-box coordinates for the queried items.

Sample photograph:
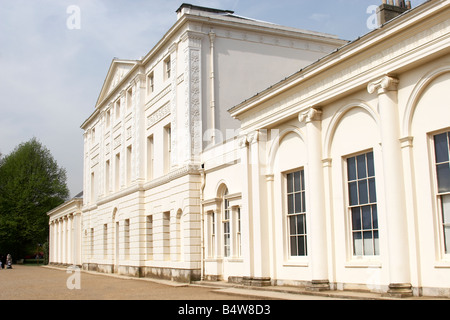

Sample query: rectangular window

[223,198,231,258]
[106,109,111,128]
[165,57,171,79]
[164,124,172,174]
[163,212,171,260]
[146,216,153,260]
[209,212,215,258]
[90,228,94,258]
[115,153,120,191]
[127,87,133,109]
[236,207,242,258]
[115,99,121,120]
[147,135,154,181]
[105,160,110,195]
[434,132,450,254]
[287,170,307,257]
[347,151,379,256]
[124,219,130,259]
[126,145,132,186]
[103,224,108,259]
[147,72,154,94]
[90,172,95,203]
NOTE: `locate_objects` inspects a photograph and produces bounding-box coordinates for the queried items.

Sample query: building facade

[49,1,450,298]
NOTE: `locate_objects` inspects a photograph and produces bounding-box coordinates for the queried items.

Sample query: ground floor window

[223,193,231,258]
[347,151,379,256]
[433,132,450,254]
[236,207,242,258]
[286,169,307,257]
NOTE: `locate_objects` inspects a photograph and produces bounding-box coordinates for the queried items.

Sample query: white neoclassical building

[48,192,83,266]
[49,1,450,298]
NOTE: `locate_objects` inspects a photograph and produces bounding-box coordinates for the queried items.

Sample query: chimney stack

[377,0,412,26]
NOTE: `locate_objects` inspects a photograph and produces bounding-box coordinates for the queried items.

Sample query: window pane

[362,205,372,230]
[348,157,357,181]
[372,205,378,229]
[363,231,374,256]
[357,154,367,179]
[298,236,307,256]
[294,171,301,192]
[442,194,450,224]
[297,214,306,235]
[374,231,380,255]
[300,170,305,191]
[287,173,293,193]
[301,192,306,213]
[358,180,369,204]
[437,164,450,193]
[434,133,449,164]
[367,152,375,177]
[353,232,363,256]
[289,216,296,235]
[291,237,298,256]
[445,226,450,254]
[369,178,377,203]
[352,207,361,231]
[295,193,302,213]
[349,182,358,206]
[288,194,294,214]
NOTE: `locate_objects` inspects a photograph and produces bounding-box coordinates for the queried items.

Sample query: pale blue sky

[0,0,428,197]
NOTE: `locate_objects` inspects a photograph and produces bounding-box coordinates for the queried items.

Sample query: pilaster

[238,134,253,280]
[182,31,203,164]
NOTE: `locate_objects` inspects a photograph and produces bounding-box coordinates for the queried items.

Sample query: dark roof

[73,191,83,199]
[176,3,234,15]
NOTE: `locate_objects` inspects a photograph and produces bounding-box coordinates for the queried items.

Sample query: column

[299,108,330,291]
[49,222,54,264]
[368,76,412,297]
[58,219,62,264]
[247,131,271,286]
[238,135,253,281]
[266,174,277,281]
[74,212,82,266]
[68,215,73,265]
[63,217,67,265]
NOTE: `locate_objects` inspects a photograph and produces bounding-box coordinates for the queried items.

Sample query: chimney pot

[377,0,411,26]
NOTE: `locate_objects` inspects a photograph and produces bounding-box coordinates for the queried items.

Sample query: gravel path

[0,265,257,300]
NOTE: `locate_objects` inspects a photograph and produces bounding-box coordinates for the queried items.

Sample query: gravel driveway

[0,265,257,301]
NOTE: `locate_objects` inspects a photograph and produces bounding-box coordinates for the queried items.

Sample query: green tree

[0,138,69,258]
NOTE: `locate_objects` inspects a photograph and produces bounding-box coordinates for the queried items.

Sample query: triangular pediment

[95,59,139,108]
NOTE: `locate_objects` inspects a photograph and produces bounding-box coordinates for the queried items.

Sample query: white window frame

[223,192,231,258]
[345,150,380,258]
[147,71,154,95]
[431,129,450,258]
[164,56,171,80]
[284,168,308,260]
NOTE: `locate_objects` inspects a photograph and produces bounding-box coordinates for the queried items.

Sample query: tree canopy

[0,138,69,258]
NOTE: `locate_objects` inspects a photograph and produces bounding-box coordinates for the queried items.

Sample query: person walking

[6,254,12,269]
